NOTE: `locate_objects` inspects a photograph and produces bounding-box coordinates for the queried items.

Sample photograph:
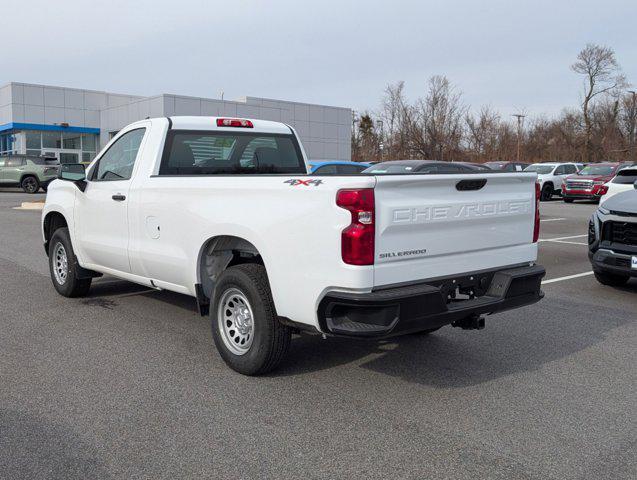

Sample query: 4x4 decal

[284,179,324,187]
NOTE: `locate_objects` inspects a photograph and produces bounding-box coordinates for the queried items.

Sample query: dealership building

[0,82,352,163]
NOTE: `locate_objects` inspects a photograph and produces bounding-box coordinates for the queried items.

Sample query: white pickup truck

[42,117,545,375]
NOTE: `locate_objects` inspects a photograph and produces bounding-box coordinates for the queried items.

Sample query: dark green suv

[0,155,60,193]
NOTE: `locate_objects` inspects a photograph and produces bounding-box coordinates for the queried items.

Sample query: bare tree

[465,106,500,161]
[571,44,627,162]
[619,92,637,161]
[411,76,466,160]
[379,81,413,159]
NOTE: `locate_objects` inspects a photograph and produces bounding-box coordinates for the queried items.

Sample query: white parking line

[542,271,594,284]
[540,217,566,222]
[544,239,588,246]
[539,234,587,242]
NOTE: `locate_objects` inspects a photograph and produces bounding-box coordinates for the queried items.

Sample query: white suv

[524,163,581,201]
[600,166,637,204]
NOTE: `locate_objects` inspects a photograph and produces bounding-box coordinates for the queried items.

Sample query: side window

[554,166,566,175]
[93,129,145,181]
[564,165,577,174]
[314,165,339,175]
[338,164,366,174]
[417,165,440,174]
[6,158,25,167]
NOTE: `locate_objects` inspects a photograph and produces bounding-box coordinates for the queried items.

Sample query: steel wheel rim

[217,288,254,355]
[24,178,37,193]
[52,243,69,285]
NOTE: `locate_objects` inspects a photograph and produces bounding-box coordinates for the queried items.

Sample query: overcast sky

[4,0,636,119]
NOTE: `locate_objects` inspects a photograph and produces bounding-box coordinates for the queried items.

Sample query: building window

[0,133,17,154]
[42,132,62,149]
[62,132,82,150]
[26,131,41,149]
[11,130,99,163]
[82,134,96,152]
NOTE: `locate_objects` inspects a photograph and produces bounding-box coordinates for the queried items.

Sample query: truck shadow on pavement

[0,409,111,480]
[78,277,635,388]
[275,297,635,387]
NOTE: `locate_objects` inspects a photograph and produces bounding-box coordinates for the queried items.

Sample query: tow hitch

[452,314,485,330]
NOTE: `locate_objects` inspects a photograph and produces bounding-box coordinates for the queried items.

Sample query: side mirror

[58,163,87,191]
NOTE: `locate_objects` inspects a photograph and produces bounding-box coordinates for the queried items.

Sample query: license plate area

[428,271,497,304]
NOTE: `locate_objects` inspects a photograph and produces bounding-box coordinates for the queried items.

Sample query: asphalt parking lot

[0,190,635,480]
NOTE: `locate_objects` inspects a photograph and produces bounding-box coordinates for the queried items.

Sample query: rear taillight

[216,118,253,128]
[336,189,375,265]
[598,185,609,195]
[533,181,540,243]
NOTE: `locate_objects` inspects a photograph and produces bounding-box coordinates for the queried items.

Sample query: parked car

[457,162,493,172]
[309,160,370,175]
[43,116,544,375]
[523,162,581,201]
[484,161,531,172]
[599,166,637,203]
[362,160,484,174]
[0,155,59,193]
[589,187,637,286]
[562,162,633,203]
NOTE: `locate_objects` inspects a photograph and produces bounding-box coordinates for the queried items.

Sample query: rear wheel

[21,175,40,194]
[594,271,629,287]
[540,184,553,201]
[48,228,92,297]
[211,264,291,375]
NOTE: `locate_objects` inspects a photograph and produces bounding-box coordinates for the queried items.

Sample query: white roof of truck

[168,116,293,135]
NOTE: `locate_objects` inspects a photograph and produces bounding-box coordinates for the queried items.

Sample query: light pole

[512,114,526,162]
[628,91,637,162]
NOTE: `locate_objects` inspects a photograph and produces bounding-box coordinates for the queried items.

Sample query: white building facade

[0,82,351,163]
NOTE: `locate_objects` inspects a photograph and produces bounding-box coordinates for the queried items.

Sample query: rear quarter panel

[129,175,376,327]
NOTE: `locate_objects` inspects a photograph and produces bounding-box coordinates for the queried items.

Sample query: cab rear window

[159,131,306,175]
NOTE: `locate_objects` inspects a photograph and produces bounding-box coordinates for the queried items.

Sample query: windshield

[578,165,615,176]
[524,165,555,175]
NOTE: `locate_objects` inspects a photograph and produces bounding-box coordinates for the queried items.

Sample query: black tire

[540,184,553,201]
[563,198,574,203]
[48,227,92,297]
[41,184,48,193]
[411,327,442,335]
[594,271,630,287]
[21,175,40,194]
[211,264,291,375]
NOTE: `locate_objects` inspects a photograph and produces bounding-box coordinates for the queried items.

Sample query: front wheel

[211,264,291,375]
[594,271,629,287]
[21,176,40,194]
[48,228,92,297]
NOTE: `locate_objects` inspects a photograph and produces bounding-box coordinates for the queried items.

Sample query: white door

[75,128,147,273]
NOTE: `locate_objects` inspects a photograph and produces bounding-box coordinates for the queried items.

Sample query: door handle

[112,194,126,201]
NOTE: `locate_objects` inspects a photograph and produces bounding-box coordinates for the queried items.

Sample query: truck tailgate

[373,173,538,286]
